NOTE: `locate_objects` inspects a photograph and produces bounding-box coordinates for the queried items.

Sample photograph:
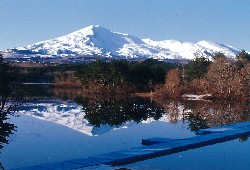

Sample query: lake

[0,85,250,169]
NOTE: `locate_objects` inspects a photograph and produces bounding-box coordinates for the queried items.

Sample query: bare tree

[206,53,249,100]
[206,55,236,99]
[164,68,182,98]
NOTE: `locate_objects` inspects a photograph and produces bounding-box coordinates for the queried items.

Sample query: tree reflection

[181,99,250,131]
[77,94,249,129]
[76,95,166,127]
[185,113,208,133]
[77,93,250,132]
[153,99,181,124]
[238,135,249,143]
[151,96,250,134]
[0,55,21,168]
[184,101,250,127]
[0,113,16,149]
[52,88,82,100]
[0,111,16,169]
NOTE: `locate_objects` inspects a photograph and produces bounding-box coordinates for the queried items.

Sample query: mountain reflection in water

[16,87,250,136]
[1,87,250,169]
[77,96,166,128]
[16,96,170,136]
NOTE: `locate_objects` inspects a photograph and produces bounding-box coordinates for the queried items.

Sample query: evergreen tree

[0,54,21,114]
[0,54,19,161]
[236,50,250,68]
[76,59,176,93]
[185,56,211,81]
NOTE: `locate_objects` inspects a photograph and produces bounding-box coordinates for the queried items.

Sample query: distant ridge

[2,25,242,62]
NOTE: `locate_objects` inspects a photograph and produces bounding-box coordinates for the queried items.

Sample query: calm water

[0,86,250,169]
[124,138,250,170]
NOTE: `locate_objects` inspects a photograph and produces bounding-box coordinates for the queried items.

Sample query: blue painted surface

[13,121,250,170]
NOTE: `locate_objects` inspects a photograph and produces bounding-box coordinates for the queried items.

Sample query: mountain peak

[74,25,112,36]
[3,25,242,62]
[84,25,106,31]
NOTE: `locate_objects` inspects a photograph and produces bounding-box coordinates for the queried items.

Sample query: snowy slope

[4,25,241,61]
[17,99,95,136]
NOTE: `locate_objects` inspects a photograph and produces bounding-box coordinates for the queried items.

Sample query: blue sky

[1,0,249,51]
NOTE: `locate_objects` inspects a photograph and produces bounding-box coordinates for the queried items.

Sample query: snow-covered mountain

[3,25,241,61]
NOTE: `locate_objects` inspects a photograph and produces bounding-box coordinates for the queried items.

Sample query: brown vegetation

[155,52,250,101]
[82,80,135,96]
[51,52,249,101]
[134,92,154,98]
[154,68,184,99]
[53,71,82,88]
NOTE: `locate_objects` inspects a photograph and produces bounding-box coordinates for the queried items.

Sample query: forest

[72,50,250,101]
[74,58,175,93]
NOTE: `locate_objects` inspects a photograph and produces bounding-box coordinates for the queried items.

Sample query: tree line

[74,58,175,94]
[156,50,250,100]
[1,50,250,101]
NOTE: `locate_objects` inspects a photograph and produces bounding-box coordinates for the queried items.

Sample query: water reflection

[0,113,16,150]
[13,86,250,136]
[181,100,250,128]
[0,112,15,169]
[0,58,22,169]
[76,96,166,128]
[153,99,183,124]
[238,134,249,143]
[2,86,250,169]
[53,88,82,100]
[50,89,250,134]
[53,88,179,128]
[185,114,209,133]
[21,84,53,98]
